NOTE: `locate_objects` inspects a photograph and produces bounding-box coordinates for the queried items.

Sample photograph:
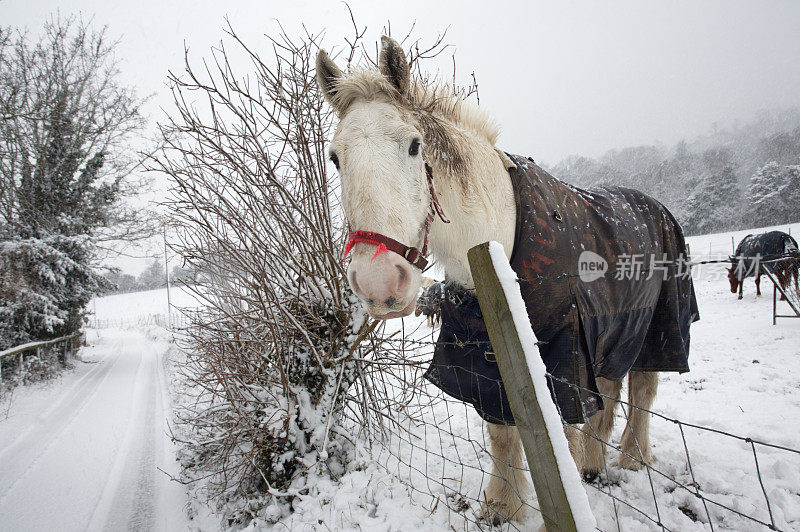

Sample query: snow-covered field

[0,222,797,531]
[89,285,202,328]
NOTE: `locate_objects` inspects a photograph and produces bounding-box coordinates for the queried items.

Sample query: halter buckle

[404,247,420,262]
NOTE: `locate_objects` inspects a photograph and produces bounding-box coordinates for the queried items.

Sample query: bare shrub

[149,23,383,522]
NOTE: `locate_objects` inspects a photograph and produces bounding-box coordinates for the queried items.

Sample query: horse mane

[330,69,501,179]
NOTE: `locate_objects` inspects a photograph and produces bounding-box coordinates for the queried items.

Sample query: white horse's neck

[427,136,516,289]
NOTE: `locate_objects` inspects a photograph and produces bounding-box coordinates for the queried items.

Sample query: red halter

[343,162,450,270]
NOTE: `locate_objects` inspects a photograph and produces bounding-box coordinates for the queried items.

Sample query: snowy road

[0,329,187,532]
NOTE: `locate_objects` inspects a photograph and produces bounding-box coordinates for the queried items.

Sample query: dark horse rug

[732,231,799,279]
[424,154,700,425]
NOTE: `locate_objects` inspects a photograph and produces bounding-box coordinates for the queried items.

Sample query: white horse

[317,37,659,523]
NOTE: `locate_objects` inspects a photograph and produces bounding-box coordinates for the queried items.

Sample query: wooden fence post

[468,242,594,531]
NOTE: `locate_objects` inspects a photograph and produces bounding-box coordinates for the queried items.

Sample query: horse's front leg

[481,423,530,524]
[755,274,762,296]
[619,371,658,470]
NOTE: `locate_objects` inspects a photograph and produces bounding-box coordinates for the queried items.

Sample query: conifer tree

[0,16,150,348]
[747,162,800,227]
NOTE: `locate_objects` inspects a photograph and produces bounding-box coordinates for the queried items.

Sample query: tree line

[547,109,800,236]
[102,260,196,294]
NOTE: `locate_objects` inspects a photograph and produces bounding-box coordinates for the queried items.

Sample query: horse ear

[379,36,410,95]
[316,49,343,111]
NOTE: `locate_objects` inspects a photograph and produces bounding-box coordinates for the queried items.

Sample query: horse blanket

[733,231,798,279]
[424,154,700,425]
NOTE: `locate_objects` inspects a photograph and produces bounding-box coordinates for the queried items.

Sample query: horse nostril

[385,296,397,308]
[396,264,410,293]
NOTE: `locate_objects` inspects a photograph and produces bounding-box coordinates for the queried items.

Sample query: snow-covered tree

[747,162,800,226]
[545,112,800,236]
[0,16,149,348]
[758,128,800,167]
[548,155,616,187]
[101,269,139,293]
[137,259,164,290]
[680,148,743,235]
[0,231,107,349]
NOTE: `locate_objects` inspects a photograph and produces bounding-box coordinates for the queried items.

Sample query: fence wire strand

[157,251,798,530]
[344,310,798,531]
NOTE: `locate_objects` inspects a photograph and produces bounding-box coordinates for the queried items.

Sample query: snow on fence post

[468,241,595,532]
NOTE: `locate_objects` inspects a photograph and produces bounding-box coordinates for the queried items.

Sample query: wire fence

[89,312,194,330]
[349,320,799,531]
[325,246,800,532]
[342,318,537,530]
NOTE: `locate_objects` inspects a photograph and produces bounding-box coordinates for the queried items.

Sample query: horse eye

[330,153,340,170]
[409,139,421,157]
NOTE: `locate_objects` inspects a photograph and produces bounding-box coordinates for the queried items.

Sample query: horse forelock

[332,69,500,183]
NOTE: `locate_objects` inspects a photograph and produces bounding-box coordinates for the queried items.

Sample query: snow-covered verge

[0,328,189,531]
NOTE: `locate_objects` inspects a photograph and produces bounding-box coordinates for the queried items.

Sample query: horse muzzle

[347,243,420,319]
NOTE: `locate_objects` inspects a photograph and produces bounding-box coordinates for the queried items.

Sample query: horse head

[727,255,740,293]
[727,265,740,293]
[317,37,431,319]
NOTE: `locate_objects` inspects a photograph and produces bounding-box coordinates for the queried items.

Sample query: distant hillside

[546,108,800,235]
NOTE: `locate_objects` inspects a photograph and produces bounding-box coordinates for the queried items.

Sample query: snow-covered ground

[0,328,188,531]
[268,223,800,531]
[89,285,201,328]
[0,223,797,531]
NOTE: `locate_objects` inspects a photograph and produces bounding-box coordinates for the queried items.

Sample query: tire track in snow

[0,336,118,463]
[88,333,185,532]
[0,329,187,531]
[0,335,129,503]
[86,340,155,531]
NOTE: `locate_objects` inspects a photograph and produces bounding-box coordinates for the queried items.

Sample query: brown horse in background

[729,231,799,300]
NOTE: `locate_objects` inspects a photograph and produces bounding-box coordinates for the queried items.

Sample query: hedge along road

[0,329,187,531]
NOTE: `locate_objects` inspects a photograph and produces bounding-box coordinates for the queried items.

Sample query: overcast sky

[6,0,800,162]
[4,0,800,270]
